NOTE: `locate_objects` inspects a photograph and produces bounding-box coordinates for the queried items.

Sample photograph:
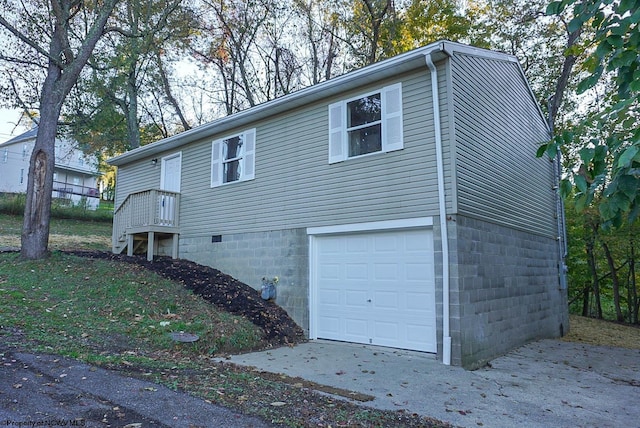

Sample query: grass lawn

[0,213,112,250]
[1,213,638,427]
[0,215,446,427]
[0,251,264,359]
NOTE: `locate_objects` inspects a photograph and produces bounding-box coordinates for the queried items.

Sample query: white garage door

[314,228,436,353]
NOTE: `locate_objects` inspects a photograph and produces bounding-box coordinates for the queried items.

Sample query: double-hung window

[211,128,256,187]
[328,82,403,163]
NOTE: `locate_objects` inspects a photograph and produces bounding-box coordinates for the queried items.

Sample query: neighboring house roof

[108,40,548,167]
[0,127,38,147]
[0,126,99,176]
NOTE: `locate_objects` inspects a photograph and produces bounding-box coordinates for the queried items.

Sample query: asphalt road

[0,351,270,428]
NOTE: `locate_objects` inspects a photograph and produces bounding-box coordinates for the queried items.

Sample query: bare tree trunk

[548,28,582,131]
[155,50,191,131]
[602,240,624,322]
[20,12,65,260]
[585,236,602,318]
[21,108,57,259]
[126,68,141,149]
[629,238,638,323]
[15,0,120,260]
[361,0,391,65]
[325,27,336,81]
[581,280,590,317]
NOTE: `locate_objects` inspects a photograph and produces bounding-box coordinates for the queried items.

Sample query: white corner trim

[308,235,318,340]
[306,217,433,236]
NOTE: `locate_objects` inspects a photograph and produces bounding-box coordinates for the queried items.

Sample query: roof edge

[108,41,517,166]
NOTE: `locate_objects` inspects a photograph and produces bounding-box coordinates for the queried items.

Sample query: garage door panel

[372,320,398,340]
[374,234,399,252]
[346,263,368,280]
[374,263,398,280]
[315,229,436,353]
[405,233,433,251]
[345,318,368,337]
[318,316,340,335]
[319,263,341,280]
[405,292,431,310]
[405,263,432,281]
[404,324,437,352]
[372,291,398,309]
[345,290,368,307]
[319,238,343,254]
[318,288,340,305]
[346,236,368,253]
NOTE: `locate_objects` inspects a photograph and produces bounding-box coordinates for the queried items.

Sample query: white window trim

[211,128,256,188]
[328,82,403,164]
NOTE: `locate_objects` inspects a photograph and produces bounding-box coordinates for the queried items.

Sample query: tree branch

[0,14,63,67]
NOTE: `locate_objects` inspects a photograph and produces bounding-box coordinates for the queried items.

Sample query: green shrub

[0,193,112,222]
[0,193,26,215]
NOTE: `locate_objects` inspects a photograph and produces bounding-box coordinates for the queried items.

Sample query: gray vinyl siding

[114,159,161,208]
[450,53,556,237]
[176,68,445,240]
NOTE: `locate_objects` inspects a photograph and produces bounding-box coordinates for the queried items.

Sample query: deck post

[149,190,157,226]
[127,234,134,257]
[171,233,179,259]
[147,231,155,261]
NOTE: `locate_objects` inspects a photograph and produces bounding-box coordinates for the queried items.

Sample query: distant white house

[0,127,101,209]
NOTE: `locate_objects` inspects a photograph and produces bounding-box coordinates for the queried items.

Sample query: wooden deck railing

[112,189,180,253]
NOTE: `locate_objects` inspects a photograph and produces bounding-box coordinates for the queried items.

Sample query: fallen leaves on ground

[69,250,305,347]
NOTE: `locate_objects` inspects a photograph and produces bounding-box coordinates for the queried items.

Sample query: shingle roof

[0,127,37,146]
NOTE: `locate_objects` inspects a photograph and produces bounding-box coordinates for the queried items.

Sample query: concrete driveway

[221,339,640,428]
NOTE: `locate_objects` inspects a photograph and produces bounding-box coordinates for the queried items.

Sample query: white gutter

[425,50,452,365]
[108,41,518,167]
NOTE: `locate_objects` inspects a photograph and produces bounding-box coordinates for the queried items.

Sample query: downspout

[425,51,452,365]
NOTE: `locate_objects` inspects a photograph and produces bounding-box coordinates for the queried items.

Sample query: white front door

[159,153,181,223]
[161,153,181,192]
[313,228,437,352]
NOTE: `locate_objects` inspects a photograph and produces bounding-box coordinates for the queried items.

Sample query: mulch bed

[67,251,306,347]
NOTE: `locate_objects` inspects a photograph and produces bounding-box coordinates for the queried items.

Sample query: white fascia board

[441,42,519,64]
[307,217,434,236]
[54,164,100,176]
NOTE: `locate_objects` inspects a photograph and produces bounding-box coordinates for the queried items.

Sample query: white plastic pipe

[425,52,451,365]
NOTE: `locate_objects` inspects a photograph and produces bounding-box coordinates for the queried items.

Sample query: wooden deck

[112,189,180,261]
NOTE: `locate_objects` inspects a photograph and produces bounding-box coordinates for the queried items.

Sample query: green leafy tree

[0,0,120,260]
[67,0,193,152]
[389,0,486,55]
[334,0,398,67]
[540,0,640,228]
